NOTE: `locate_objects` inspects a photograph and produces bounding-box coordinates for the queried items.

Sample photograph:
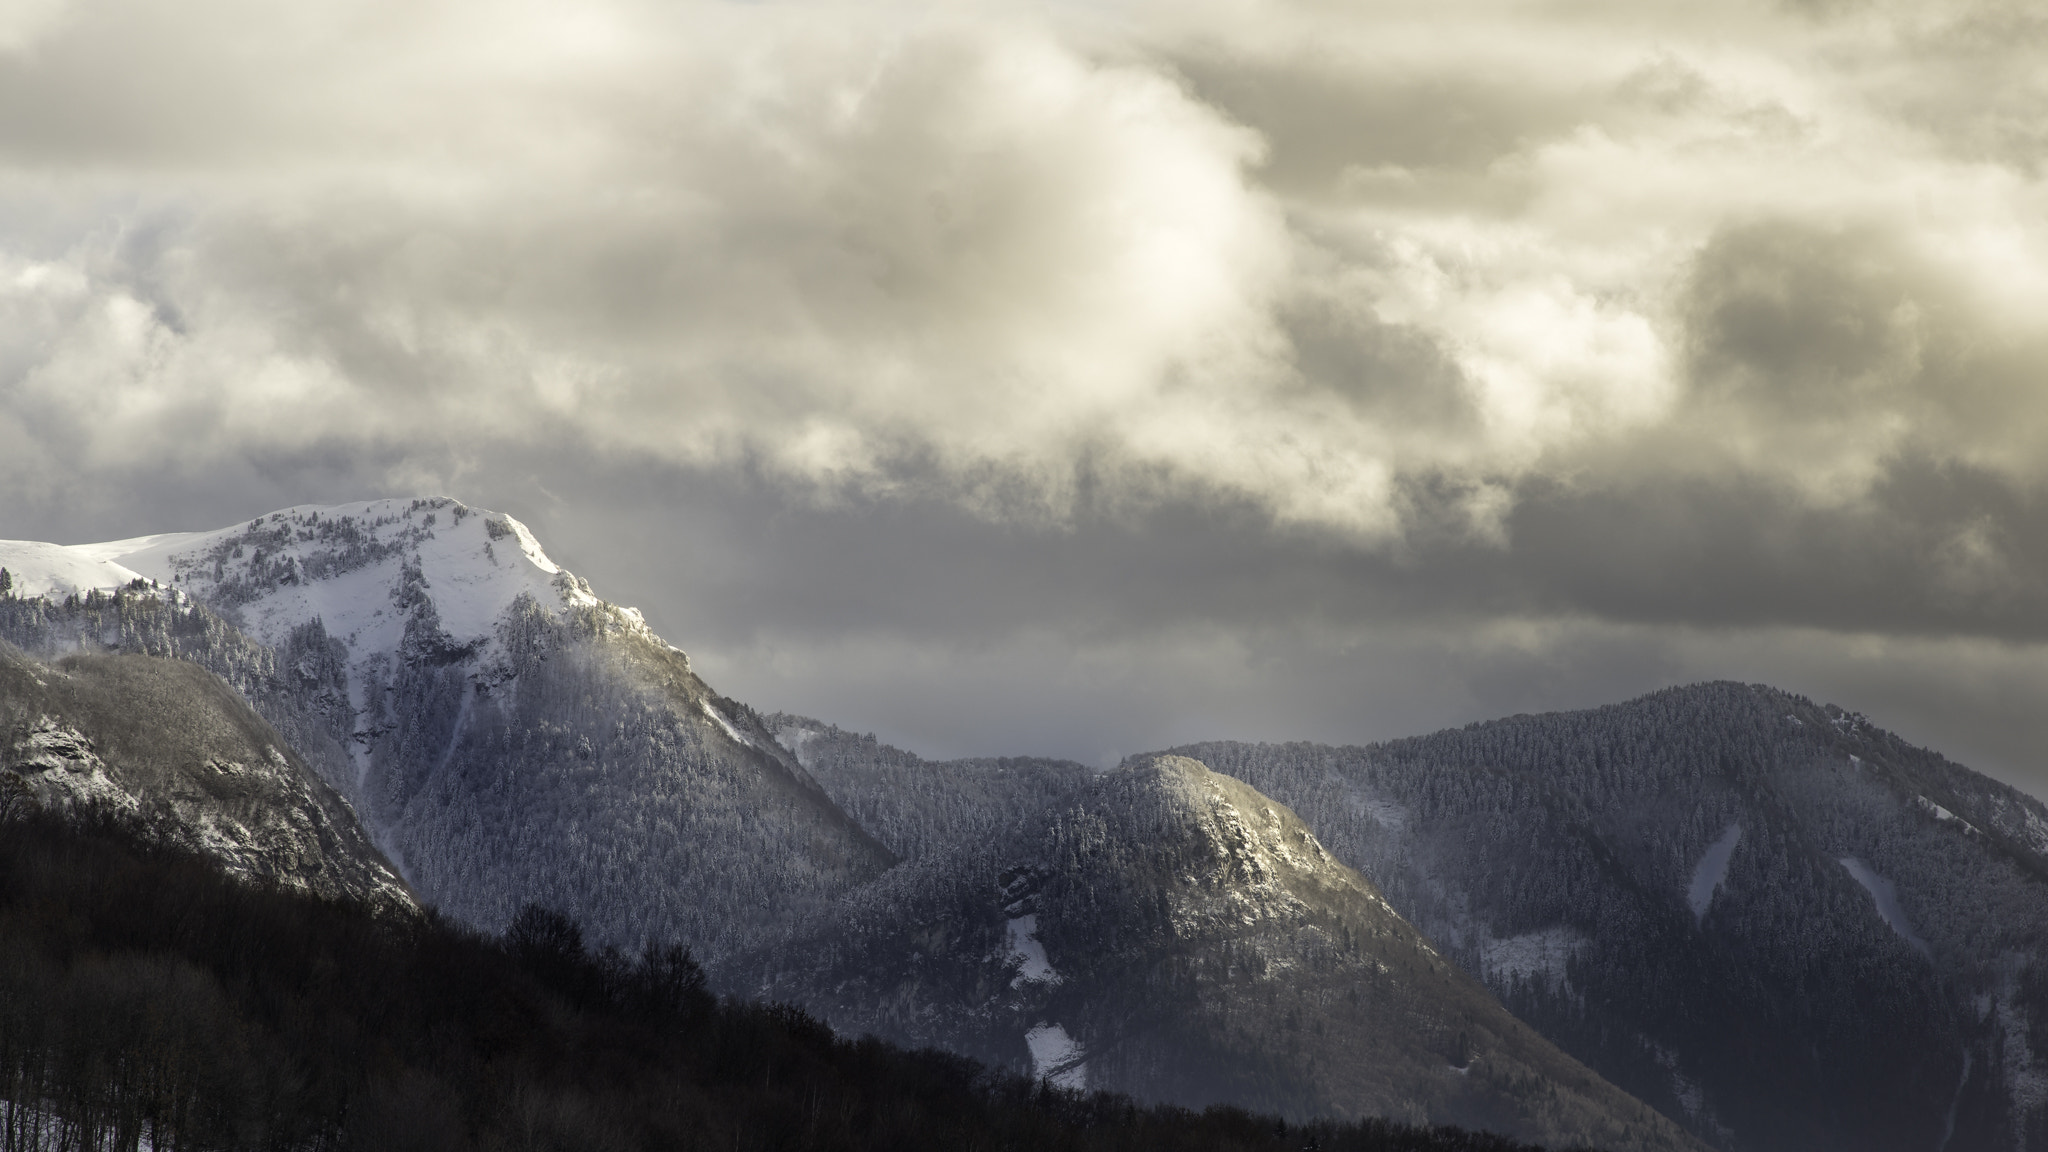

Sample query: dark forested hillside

[0,805,1598,1152]
[767,714,1093,861]
[1173,682,2048,1152]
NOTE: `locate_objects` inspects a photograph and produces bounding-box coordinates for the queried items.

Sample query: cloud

[5,0,2048,789]
[6,0,2048,550]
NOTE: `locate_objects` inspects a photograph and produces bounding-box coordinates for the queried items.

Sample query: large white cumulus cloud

[4,0,2048,546]
[0,0,1305,520]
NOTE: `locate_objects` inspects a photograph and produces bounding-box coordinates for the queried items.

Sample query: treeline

[0,806,1582,1152]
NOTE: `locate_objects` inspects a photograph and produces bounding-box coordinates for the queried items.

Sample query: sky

[6,0,2048,795]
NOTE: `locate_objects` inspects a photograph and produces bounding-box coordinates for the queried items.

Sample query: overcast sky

[6,0,2048,794]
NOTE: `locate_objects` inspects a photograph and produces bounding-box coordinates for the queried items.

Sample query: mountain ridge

[1170,681,2048,1151]
[757,731,1706,1150]
[0,498,896,959]
[10,503,2048,1150]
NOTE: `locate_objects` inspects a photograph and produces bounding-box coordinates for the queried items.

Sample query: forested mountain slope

[0,805,1600,1152]
[756,752,1704,1152]
[1173,683,2048,1152]
[0,631,408,908]
[18,507,2032,1150]
[769,715,1094,862]
[0,499,894,961]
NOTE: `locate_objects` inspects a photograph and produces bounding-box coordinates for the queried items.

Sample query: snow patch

[1004,913,1059,986]
[1688,821,1742,923]
[1838,857,1931,958]
[1024,1023,1087,1090]
[699,698,755,749]
[1915,795,1980,835]
[775,724,820,769]
[1479,926,1585,986]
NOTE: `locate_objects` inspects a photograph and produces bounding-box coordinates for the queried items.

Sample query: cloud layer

[6,0,2048,787]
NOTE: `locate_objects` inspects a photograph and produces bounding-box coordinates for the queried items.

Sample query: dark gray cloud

[4,0,2048,795]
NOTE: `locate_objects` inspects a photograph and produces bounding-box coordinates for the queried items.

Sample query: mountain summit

[0,498,893,957]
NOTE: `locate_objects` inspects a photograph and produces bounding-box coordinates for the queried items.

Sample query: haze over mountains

[4,498,2047,1150]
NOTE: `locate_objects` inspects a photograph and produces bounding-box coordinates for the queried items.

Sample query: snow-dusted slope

[0,498,893,960]
[1177,684,2048,1152]
[757,751,1703,1152]
[0,638,412,909]
[1,499,621,826]
[0,539,157,599]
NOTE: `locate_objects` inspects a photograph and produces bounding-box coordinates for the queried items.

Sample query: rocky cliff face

[0,636,410,909]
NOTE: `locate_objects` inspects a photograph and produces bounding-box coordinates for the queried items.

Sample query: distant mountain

[0,499,893,959]
[1173,683,2048,1152]
[0,629,409,908]
[760,720,1702,1151]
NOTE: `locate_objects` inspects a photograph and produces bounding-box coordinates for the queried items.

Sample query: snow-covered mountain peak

[1,498,639,660]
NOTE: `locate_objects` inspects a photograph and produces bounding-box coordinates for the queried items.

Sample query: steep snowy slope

[0,633,410,908]
[0,499,894,960]
[755,752,1704,1152]
[1175,683,2048,1152]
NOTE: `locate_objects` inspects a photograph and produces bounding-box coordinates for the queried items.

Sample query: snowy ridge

[0,539,156,599]
[113,499,606,652]
[0,499,626,662]
[0,498,659,791]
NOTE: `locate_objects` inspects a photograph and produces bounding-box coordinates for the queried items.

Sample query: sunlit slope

[0,635,410,908]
